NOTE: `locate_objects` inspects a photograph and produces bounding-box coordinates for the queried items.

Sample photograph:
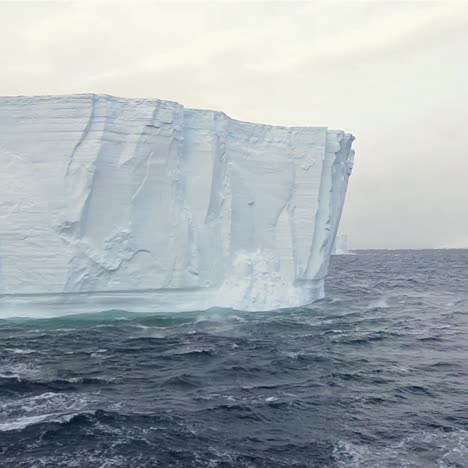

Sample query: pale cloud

[1,0,467,248]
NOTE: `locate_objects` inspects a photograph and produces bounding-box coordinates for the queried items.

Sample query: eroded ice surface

[0,95,354,316]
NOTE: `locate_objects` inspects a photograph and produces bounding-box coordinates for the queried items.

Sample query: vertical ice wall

[0,94,354,315]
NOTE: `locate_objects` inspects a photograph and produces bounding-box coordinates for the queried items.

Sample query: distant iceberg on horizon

[0,94,355,316]
[332,234,352,255]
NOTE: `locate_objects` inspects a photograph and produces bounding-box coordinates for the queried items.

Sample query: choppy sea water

[0,250,467,468]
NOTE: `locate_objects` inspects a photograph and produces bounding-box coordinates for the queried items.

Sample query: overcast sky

[2,0,467,248]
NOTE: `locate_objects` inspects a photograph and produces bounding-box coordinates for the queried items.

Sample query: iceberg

[0,94,354,316]
[332,234,352,255]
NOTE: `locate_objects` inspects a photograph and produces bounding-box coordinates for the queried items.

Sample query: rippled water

[0,250,467,468]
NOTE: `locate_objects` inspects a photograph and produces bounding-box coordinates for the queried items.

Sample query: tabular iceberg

[0,94,354,316]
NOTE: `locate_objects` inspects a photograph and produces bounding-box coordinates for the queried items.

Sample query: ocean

[0,250,467,467]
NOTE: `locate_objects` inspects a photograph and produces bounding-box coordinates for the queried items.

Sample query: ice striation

[0,94,354,317]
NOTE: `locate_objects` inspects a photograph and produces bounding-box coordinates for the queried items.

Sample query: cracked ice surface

[0,95,354,316]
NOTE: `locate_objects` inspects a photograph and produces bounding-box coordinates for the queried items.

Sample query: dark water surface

[1,250,467,467]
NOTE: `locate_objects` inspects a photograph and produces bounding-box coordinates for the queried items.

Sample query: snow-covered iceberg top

[0,94,354,316]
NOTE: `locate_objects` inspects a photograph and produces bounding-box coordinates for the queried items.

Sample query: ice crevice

[0,94,354,316]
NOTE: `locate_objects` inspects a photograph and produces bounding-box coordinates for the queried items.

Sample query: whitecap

[367,296,390,309]
[265,396,278,402]
[333,430,468,468]
[0,412,87,432]
[0,392,99,432]
[4,348,39,355]
[281,350,304,359]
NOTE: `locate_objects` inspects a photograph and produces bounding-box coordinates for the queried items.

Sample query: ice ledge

[0,281,324,318]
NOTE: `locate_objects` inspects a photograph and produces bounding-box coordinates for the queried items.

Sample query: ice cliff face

[0,94,354,316]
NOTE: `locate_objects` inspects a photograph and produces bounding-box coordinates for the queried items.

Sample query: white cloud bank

[1,0,467,248]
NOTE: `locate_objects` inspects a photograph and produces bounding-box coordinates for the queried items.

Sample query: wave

[333,429,468,468]
[0,408,172,433]
[0,391,100,434]
[0,411,85,432]
[3,348,41,355]
[0,375,115,396]
[367,295,390,309]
